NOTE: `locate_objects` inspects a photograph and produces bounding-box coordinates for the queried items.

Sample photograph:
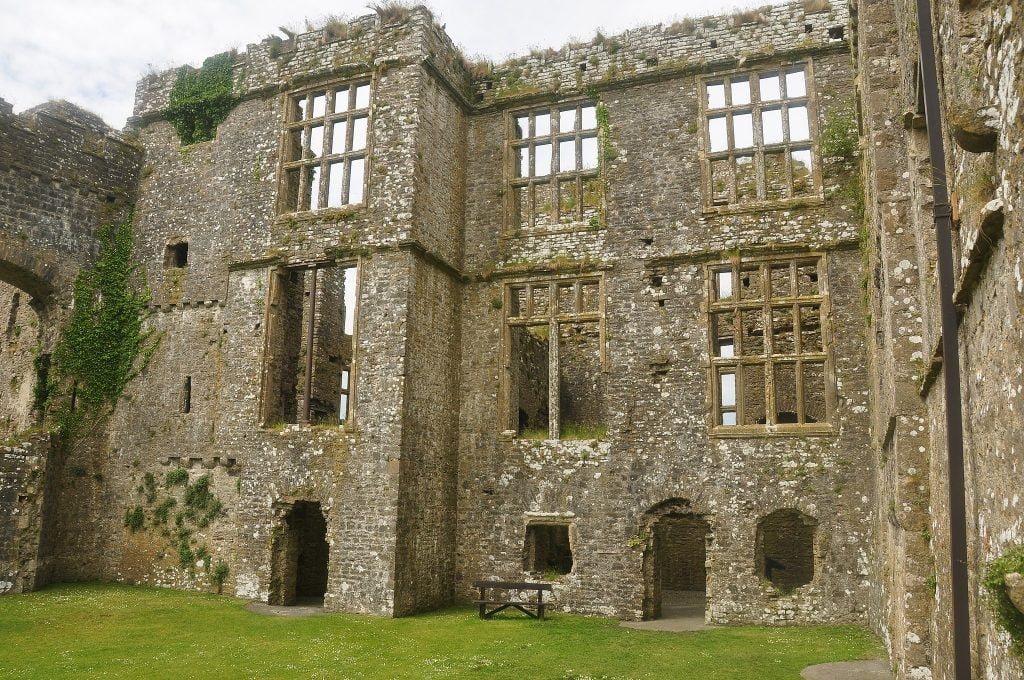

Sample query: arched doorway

[269,500,329,606]
[641,499,711,620]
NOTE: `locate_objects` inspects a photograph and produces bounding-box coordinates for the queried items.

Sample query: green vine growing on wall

[166,51,239,146]
[983,546,1024,657]
[821,103,859,160]
[46,212,160,444]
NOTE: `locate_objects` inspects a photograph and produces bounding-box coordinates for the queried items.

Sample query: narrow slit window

[181,376,192,414]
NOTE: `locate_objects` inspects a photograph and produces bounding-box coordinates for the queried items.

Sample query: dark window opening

[164,242,188,268]
[510,325,550,437]
[804,23,813,33]
[827,25,844,41]
[756,509,816,591]
[269,500,329,605]
[263,264,357,426]
[524,524,573,577]
[507,279,605,439]
[181,376,192,414]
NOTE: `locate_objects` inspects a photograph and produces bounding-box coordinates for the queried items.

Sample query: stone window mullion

[547,282,560,439]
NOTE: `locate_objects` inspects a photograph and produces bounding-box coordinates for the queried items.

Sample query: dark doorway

[642,505,710,620]
[269,500,329,605]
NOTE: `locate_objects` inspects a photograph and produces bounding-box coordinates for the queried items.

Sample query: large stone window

[707,254,831,433]
[261,263,358,426]
[280,81,371,213]
[701,64,818,209]
[503,276,606,439]
[509,102,602,232]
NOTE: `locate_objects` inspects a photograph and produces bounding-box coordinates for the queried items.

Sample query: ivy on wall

[47,212,159,441]
[166,51,239,146]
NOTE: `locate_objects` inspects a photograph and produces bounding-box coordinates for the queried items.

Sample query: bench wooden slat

[472,580,553,590]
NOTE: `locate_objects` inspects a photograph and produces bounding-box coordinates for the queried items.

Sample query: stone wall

[0,284,41,439]
[856,0,1024,677]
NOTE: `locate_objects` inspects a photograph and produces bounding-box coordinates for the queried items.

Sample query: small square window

[164,242,188,268]
[524,524,574,576]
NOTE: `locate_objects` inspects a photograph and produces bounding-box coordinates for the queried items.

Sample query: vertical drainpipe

[914,0,972,677]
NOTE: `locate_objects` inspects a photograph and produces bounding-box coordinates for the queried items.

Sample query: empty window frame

[708,255,830,430]
[262,263,358,425]
[510,102,601,230]
[281,81,371,212]
[504,277,606,439]
[164,241,188,268]
[756,509,817,590]
[523,523,574,576]
[703,64,817,207]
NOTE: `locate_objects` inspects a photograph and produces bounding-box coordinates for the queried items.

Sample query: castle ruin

[1,0,1022,678]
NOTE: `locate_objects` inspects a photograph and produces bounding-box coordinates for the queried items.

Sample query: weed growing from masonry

[166,52,239,146]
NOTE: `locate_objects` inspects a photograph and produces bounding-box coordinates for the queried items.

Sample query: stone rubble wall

[0,434,54,594]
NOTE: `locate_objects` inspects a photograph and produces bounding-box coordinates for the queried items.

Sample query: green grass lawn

[0,583,884,679]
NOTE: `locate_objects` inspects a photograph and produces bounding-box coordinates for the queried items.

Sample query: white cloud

[0,0,786,128]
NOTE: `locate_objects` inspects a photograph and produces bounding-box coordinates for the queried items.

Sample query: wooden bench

[473,580,553,620]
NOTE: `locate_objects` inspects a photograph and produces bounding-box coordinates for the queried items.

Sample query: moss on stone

[983,545,1024,657]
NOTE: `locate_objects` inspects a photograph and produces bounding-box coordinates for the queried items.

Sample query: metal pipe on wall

[914,0,972,677]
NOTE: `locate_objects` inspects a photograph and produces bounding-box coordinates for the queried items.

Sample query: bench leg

[538,590,545,620]
[478,587,486,619]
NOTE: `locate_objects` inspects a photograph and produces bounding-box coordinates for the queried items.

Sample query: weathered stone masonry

[1,0,1023,678]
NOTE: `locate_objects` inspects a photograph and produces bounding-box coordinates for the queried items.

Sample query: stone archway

[268,500,330,606]
[640,498,712,620]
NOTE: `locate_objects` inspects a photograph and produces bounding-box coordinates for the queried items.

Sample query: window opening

[181,376,192,414]
[164,242,188,268]
[524,524,574,577]
[709,256,829,429]
[702,64,817,207]
[263,263,357,425]
[506,277,605,439]
[511,102,601,230]
[756,509,816,590]
[282,81,371,212]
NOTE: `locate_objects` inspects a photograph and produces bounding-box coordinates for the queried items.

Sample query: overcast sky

[0,0,786,129]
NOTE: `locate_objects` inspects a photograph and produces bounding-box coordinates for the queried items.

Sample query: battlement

[474,0,848,104]
[131,0,847,123]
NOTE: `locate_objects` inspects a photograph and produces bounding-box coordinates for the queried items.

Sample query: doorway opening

[269,500,329,606]
[641,500,711,621]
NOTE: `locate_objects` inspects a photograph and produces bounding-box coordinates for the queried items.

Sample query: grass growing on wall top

[0,583,885,679]
[166,51,239,146]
